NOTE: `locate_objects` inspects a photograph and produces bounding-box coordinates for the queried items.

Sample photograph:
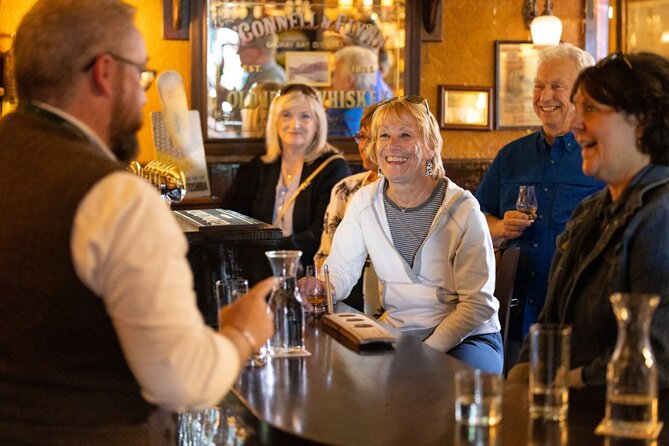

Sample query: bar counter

[216,303,669,445]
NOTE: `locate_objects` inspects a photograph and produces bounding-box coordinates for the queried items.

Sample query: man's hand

[484,211,533,249]
[501,210,534,240]
[219,278,274,360]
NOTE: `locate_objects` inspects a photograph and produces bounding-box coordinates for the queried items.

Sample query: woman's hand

[296,276,318,312]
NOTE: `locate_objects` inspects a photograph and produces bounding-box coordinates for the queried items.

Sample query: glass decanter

[265,250,306,356]
[596,292,663,439]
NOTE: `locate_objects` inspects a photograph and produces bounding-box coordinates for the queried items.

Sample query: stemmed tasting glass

[304,265,327,317]
[516,185,538,222]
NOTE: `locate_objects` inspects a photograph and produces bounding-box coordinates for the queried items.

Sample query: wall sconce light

[522,0,562,46]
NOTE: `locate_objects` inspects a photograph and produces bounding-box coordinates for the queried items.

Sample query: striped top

[383,179,446,267]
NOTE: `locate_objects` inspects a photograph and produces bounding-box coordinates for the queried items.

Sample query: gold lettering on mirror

[205,1,406,141]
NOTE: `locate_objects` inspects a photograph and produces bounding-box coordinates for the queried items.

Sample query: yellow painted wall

[422,1,584,159]
[0,0,191,163]
[2,1,586,161]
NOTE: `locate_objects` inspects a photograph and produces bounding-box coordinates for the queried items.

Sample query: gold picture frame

[494,41,542,129]
[437,85,492,130]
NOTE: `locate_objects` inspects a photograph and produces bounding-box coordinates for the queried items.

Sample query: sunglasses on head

[277,83,321,101]
[376,95,430,114]
[596,51,634,73]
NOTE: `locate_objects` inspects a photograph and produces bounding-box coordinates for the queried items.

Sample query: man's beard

[110,132,140,163]
[108,81,141,163]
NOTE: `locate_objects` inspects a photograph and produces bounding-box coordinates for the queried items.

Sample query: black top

[226,150,351,267]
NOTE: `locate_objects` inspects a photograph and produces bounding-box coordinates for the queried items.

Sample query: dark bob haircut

[571,52,669,165]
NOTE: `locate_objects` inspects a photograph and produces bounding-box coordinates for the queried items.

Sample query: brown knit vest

[0,109,155,444]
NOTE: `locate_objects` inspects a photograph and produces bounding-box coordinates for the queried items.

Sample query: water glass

[455,424,499,446]
[178,406,221,446]
[528,419,568,446]
[529,323,571,421]
[516,185,538,221]
[215,278,268,368]
[454,369,503,426]
[215,278,248,312]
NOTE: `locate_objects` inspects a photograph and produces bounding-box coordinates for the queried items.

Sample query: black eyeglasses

[596,51,634,73]
[83,53,156,91]
[376,95,430,114]
[354,132,369,144]
[277,83,321,101]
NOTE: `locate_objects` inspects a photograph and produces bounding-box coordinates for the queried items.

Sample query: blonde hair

[262,88,333,164]
[15,0,136,106]
[368,97,445,179]
[241,81,282,137]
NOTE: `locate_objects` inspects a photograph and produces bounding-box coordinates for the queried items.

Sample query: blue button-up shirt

[475,130,604,337]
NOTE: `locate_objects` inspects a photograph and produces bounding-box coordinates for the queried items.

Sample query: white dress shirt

[48,104,241,411]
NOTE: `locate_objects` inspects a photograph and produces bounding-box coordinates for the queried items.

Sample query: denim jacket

[520,164,669,387]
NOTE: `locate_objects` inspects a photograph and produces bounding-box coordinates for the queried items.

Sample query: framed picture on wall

[437,85,492,130]
[284,51,332,87]
[623,0,669,58]
[494,41,542,129]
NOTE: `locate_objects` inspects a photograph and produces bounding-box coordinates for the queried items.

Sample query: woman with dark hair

[509,52,669,388]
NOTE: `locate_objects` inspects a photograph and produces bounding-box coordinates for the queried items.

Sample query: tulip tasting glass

[454,369,503,427]
[304,265,327,317]
[215,278,268,368]
[516,185,538,222]
[529,324,571,421]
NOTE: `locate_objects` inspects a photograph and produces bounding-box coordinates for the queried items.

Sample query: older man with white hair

[327,45,380,136]
[475,43,605,369]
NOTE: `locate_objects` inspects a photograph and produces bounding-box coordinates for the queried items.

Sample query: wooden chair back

[494,247,521,373]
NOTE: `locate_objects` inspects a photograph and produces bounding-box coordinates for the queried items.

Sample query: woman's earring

[377,167,384,177]
[424,159,434,176]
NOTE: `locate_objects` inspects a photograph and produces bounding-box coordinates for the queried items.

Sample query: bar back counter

[175,209,282,326]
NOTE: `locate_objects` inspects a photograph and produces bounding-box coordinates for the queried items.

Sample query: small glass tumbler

[454,369,503,426]
[529,323,571,421]
[215,278,267,368]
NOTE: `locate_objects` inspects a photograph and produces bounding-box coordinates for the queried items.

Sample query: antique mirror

[585,0,669,61]
[190,0,421,160]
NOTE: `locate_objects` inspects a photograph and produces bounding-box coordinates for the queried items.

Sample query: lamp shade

[530,14,563,46]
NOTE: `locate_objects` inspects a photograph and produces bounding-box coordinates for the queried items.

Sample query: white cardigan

[325,177,500,352]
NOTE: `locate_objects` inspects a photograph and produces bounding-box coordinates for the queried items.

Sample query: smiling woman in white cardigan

[324,96,503,373]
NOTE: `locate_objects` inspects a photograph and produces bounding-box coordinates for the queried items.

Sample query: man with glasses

[0,1,273,444]
[475,43,604,368]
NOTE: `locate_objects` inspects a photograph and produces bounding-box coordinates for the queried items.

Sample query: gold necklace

[281,162,302,184]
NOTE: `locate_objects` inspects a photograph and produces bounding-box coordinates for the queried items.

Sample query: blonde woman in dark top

[227,84,351,267]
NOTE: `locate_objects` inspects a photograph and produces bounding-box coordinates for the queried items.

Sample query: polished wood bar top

[225,304,668,445]
[233,304,471,445]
